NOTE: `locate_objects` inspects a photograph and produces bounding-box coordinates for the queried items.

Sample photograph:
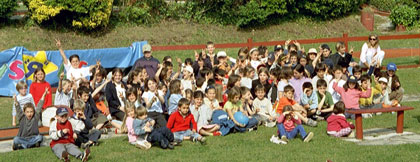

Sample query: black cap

[274,45,284,51]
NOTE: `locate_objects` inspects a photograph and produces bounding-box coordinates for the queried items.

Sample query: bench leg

[355,114,363,140]
[396,111,404,134]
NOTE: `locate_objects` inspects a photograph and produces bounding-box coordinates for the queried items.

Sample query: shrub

[369,0,420,12]
[298,0,365,19]
[26,0,113,29]
[0,0,18,19]
[389,4,418,26]
[118,4,153,24]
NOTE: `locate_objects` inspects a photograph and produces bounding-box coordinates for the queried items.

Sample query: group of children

[11,37,403,160]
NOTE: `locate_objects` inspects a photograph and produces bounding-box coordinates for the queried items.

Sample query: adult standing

[360,34,385,68]
[132,44,159,78]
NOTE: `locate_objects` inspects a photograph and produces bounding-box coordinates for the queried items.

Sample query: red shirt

[326,114,355,132]
[30,81,52,109]
[50,120,74,148]
[167,111,197,132]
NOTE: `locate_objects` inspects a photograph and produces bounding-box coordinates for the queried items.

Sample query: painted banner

[0,41,147,96]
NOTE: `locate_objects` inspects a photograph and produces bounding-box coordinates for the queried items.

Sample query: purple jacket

[132,56,160,78]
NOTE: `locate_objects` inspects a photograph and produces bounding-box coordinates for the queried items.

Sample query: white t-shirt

[142,90,164,113]
[64,60,90,83]
[277,80,290,100]
[328,79,346,104]
[181,79,194,91]
[311,74,333,91]
[241,77,253,89]
[114,82,126,107]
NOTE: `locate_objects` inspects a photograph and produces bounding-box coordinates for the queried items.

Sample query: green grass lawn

[1,101,420,162]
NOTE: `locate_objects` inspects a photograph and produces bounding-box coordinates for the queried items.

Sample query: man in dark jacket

[132,44,160,78]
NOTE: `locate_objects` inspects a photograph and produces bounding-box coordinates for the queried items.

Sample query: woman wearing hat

[360,34,385,68]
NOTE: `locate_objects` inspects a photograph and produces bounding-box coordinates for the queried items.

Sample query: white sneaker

[270,135,286,144]
[265,122,276,127]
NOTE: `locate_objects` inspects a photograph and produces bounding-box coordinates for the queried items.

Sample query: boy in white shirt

[252,85,276,127]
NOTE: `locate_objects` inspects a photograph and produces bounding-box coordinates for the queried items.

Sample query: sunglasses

[369,38,377,41]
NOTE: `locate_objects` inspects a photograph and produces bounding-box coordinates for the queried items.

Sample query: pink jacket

[277,114,301,132]
[333,82,371,109]
[126,117,136,143]
[327,114,355,132]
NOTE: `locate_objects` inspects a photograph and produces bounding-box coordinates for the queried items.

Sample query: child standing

[134,106,175,149]
[190,91,221,136]
[333,75,372,119]
[252,85,276,127]
[49,107,90,161]
[327,101,355,137]
[12,81,35,126]
[12,88,47,150]
[276,105,314,144]
[29,68,52,109]
[167,98,206,144]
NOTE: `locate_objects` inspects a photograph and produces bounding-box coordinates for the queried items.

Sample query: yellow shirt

[359,84,382,106]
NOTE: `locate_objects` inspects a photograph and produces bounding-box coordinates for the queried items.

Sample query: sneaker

[212,131,222,136]
[362,113,373,118]
[303,132,314,142]
[280,135,289,143]
[376,112,382,116]
[81,147,90,162]
[314,115,325,121]
[167,143,174,149]
[199,137,207,145]
[270,135,286,144]
[348,131,355,138]
[100,128,108,134]
[159,139,169,149]
[12,143,23,151]
[306,119,317,127]
[62,151,69,162]
[265,122,276,128]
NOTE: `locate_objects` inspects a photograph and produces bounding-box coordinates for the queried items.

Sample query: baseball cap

[142,44,152,53]
[56,107,69,116]
[387,62,397,71]
[308,48,317,54]
[217,51,227,58]
[274,45,284,51]
[184,65,193,74]
[268,52,275,62]
[378,77,388,83]
[348,75,358,83]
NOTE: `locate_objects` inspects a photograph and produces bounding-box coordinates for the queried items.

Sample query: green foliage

[299,0,365,19]
[118,3,153,24]
[26,0,113,30]
[369,0,420,12]
[0,0,18,19]
[389,5,418,26]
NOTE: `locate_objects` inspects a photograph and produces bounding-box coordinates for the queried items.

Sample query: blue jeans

[277,123,307,139]
[13,135,43,148]
[234,117,259,133]
[344,108,356,120]
[173,130,201,141]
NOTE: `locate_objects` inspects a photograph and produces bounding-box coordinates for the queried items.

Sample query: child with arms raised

[327,101,355,137]
[190,91,221,136]
[167,98,207,144]
[12,81,35,126]
[142,78,167,128]
[276,105,314,144]
[55,73,73,107]
[12,87,47,150]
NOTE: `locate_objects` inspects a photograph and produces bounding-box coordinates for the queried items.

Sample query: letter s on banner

[8,60,24,80]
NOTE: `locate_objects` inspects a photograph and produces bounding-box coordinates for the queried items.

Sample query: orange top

[275,97,296,113]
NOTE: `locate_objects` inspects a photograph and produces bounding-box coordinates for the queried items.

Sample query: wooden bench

[346,106,414,140]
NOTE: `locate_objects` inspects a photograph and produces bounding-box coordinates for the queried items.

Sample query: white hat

[142,44,151,52]
[217,51,227,58]
[308,48,317,54]
[184,65,193,74]
[378,77,388,83]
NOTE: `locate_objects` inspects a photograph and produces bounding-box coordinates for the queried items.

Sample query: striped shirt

[12,94,35,116]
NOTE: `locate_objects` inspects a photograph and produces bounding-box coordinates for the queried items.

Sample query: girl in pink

[327,101,355,137]
[276,105,314,144]
[29,68,52,109]
[332,75,371,119]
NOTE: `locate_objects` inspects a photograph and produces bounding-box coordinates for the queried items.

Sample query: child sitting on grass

[190,91,221,136]
[12,87,47,150]
[12,80,35,126]
[49,107,90,162]
[327,101,355,137]
[72,99,101,149]
[252,85,276,127]
[167,98,206,144]
[134,106,175,149]
[276,105,314,144]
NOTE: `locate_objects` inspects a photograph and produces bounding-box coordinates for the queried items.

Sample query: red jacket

[167,111,197,132]
[327,114,355,132]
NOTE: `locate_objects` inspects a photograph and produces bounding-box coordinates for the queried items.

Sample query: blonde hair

[16,80,28,91]
[121,102,136,133]
[73,99,85,111]
[62,79,71,88]
[367,34,379,48]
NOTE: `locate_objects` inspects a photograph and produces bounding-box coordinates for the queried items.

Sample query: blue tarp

[0,41,147,96]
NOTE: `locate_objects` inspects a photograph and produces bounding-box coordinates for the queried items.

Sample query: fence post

[343,33,349,52]
[247,38,253,50]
